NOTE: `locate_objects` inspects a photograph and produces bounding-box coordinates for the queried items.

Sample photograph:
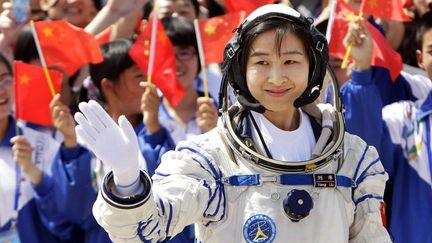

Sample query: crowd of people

[1,0,432,242]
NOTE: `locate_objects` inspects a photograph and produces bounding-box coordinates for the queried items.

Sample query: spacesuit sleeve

[93,138,226,242]
[348,136,391,243]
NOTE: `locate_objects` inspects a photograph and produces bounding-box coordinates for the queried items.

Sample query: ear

[100,78,114,99]
[416,49,425,70]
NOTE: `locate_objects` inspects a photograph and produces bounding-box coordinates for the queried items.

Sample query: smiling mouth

[266,89,290,96]
[64,8,81,14]
[0,98,8,105]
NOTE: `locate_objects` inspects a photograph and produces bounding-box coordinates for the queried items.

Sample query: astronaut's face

[245,29,309,115]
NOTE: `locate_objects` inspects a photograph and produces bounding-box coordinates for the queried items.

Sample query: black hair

[240,17,314,84]
[416,10,432,51]
[189,0,200,17]
[89,39,134,103]
[0,53,12,74]
[13,25,39,63]
[92,0,104,10]
[205,0,226,18]
[161,16,197,51]
[161,16,200,72]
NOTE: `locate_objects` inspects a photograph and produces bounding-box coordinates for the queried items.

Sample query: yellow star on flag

[43,27,54,38]
[344,12,357,22]
[204,23,217,36]
[143,39,150,56]
[19,74,30,85]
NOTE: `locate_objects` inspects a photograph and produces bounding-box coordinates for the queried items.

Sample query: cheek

[245,74,261,96]
[186,59,199,77]
[245,66,261,83]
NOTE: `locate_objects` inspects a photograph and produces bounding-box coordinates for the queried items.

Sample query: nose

[267,66,287,86]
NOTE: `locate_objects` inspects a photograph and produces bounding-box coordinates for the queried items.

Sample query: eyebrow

[249,50,305,57]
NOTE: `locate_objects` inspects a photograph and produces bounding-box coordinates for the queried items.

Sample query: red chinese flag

[14,61,63,126]
[129,17,185,107]
[198,12,244,64]
[34,20,104,76]
[95,26,113,45]
[361,0,411,22]
[224,0,274,15]
[329,0,402,81]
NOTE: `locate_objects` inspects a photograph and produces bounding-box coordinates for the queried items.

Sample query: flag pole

[29,21,56,97]
[325,0,337,43]
[147,6,159,84]
[193,19,209,98]
[341,0,366,69]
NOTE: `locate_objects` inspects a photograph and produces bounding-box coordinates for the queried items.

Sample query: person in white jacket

[74,4,392,243]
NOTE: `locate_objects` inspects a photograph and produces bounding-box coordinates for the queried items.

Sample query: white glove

[74,100,140,188]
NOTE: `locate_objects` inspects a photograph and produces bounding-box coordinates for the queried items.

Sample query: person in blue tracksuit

[48,39,186,243]
[339,13,432,243]
[0,53,75,243]
[142,16,218,148]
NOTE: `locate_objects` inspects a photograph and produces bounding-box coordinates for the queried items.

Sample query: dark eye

[256,60,268,65]
[285,60,297,64]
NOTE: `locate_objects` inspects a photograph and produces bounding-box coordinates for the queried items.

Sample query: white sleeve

[382,101,413,147]
[401,71,432,100]
[348,138,391,243]
[93,139,226,242]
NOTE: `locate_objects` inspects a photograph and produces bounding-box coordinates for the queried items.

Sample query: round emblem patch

[243,214,276,243]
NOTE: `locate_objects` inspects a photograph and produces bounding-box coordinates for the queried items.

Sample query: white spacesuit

[75,4,392,243]
[93,114,390,243]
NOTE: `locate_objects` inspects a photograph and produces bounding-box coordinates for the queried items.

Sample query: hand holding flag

[129,17,185,107]
[342,17,373,71]
[329,0,402,80]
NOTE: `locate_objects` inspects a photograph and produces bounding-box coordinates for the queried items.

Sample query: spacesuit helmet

[219,4,344,173]
[220,4,329,112]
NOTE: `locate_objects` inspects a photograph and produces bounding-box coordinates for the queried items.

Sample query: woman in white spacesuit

[74,4,392,243]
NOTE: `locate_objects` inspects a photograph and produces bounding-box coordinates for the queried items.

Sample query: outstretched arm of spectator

[85,0,147,36]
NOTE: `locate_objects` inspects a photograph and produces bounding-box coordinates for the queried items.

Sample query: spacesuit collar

[233,105,323,146]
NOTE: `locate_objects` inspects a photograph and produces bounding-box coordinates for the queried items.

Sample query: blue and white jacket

[0,116,73,243]
[340,67,432,243]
